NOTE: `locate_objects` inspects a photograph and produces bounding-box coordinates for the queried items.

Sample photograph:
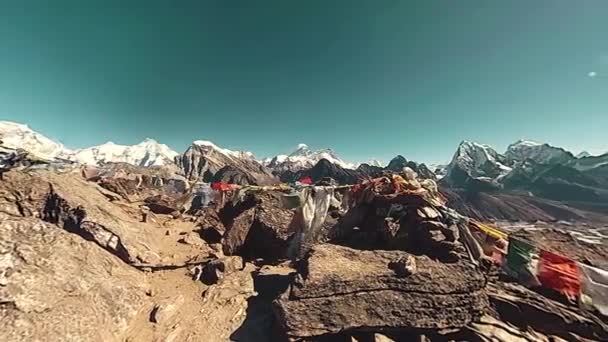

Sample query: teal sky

[1,1,607,164]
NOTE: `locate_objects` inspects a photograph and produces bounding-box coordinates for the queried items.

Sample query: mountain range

[2,120,607,190]
[4,119,608,221]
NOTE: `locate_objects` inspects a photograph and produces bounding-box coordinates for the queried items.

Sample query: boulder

[239,198,294,261]
[222,207,256,256]
[144,194,180,215]
[273,244,488,340]
[196,208,226,244]
[98,177,138,200]
[201,256,244,285]
[221,193,294,261]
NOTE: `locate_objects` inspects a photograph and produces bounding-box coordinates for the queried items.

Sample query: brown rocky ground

[0,169,263,341]
[1,168,607,341]
[444,189,608,223]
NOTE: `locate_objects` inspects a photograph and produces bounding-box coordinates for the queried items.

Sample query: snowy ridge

[505,139,574,165]
[73,139,178,166]
[0,121,73,160]
[358,159,383,168]
[193,140,255,160]
[568,153,608,171]
[0,120,178,166]
[265,143,355,172]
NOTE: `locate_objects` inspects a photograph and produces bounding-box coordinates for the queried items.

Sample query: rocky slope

[0,166,265,342]
[0,170,208,266]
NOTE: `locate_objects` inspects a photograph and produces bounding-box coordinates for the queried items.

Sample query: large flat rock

[291,244,486,299]
[273,244,488,339]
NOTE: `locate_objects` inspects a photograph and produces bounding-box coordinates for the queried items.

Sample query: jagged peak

[509,139,542,148]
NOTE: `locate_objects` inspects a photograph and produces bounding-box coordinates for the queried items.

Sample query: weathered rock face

[222,207,257,257]
[0,215,149,342]
[196,208,226,244]
[144,194,181,214]
[240,197,295,261]
[97,177,139,200]
[273,244,488,340]
[221,193,294,261]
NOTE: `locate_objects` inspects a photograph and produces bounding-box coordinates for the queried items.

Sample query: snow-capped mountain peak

[0,121,73,160]
[266,144,354,172]
[454,141,508,168]
[73,139,178,167]
[193,140,255,160]
[505,139,574,165]
[444,140,512,186]
[288,143,315,157]
[363,159,383,167]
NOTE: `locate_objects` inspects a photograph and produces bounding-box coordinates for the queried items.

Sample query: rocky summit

[1,123,608,342]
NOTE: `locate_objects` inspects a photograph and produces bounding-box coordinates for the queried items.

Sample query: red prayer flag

[537,250,581,298]
[299,177,313,185]
[211,182,234,191]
